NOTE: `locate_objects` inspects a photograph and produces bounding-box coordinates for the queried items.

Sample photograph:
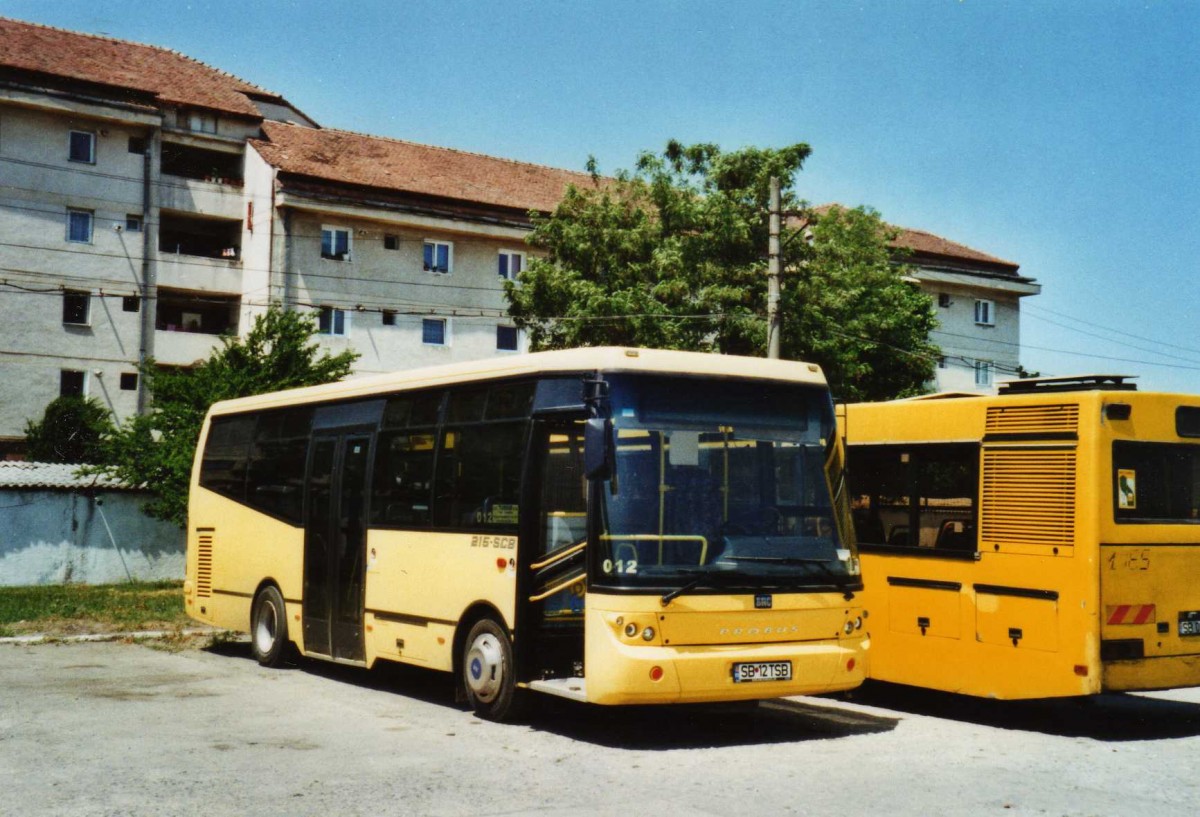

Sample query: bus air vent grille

[196,534,213,598]
[981,449,1076,547]
[985,404,1079,435]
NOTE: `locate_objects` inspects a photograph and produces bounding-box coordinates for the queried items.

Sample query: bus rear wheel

[462,617,521,721]
[251,585,289,668]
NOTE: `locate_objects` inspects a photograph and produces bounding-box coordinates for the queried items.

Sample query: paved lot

[2,640,1200,816]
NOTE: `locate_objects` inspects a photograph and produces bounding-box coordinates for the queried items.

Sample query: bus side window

[433,421,527,530]
[200,414,256,503]
[371,431,436,527]
[246,407,312,524]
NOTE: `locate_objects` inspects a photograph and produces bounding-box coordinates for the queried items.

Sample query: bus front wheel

[250,585,289,668]
[462,617,520,721]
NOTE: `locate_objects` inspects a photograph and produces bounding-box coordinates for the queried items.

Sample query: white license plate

[732,661,793,683]
[1180,616,1200,636]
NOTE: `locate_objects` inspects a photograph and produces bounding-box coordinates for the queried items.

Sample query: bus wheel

[462,618,520,721]
[251,585,289,668]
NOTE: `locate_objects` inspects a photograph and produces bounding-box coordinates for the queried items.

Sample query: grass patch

[0,581,192,637]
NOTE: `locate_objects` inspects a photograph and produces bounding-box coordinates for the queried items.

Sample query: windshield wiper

[660,567,748,607]
[716,555,856,600]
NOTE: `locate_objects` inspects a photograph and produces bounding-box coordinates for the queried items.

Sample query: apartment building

[895,225,1041,392]
[0,18,589,455]
[0,17,1037,456]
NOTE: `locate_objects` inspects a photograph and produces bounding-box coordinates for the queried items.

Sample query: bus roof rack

[999,374,1137,395]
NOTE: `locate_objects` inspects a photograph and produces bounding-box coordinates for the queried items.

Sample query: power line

[1024,303,1200,358]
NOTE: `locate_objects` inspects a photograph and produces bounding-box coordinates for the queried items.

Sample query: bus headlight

[854,616,863,630]
[624,623,639,638]
[642,627,656,642]
[844,621,855,635]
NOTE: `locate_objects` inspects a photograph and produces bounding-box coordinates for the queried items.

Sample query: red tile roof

[0,17,275,117]
[806,204,1019,273]
[251,121,598,214]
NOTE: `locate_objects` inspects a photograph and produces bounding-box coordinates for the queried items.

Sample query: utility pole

[766,176,782,359]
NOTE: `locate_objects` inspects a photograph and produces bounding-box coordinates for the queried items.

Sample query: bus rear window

[1114,441,1200,522]
[1177,406,1200,438]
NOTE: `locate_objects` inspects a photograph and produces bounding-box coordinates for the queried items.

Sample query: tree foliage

[505,140,939,401]
[23,395,115,464]
[95,306,358,526]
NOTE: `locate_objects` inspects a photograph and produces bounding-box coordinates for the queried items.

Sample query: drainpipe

[281,204,293,311]
[136,130,157,415]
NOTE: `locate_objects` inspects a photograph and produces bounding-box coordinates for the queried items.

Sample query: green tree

[505,140,939,400]
[23,395,115,464]
[96,305,358,526]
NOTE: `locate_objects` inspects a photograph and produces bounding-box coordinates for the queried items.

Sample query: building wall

[0,100,152,436]
[281,206,528,375]
[0,488,185,586]
[919,279,1027,393]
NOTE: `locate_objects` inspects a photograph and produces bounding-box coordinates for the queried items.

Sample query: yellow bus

[843,375,1200,699]
[186,347,867,719]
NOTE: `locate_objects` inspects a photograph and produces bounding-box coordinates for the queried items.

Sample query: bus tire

[250,585,289,668]
[462,617,521,721]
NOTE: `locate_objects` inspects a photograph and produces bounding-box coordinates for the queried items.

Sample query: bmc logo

[754,594,773,609]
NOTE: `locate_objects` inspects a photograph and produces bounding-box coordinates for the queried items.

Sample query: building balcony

[157,174,244,220]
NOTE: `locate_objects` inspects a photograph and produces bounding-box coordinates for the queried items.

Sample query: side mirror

[584,417,613,480]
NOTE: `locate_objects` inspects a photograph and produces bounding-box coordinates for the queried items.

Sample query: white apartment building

[0,17,1038,457]
[895,225,1041,392]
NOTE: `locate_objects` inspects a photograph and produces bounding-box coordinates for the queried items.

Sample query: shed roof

[0,461,131,491]
[0,17,279,117]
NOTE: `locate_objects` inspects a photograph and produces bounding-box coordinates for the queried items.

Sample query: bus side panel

[860,552,1098,698]
[186,486,306,649]
[363,528,517,672]
[1100,544,1200,691]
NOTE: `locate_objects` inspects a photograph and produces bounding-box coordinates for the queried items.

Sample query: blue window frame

[66,209,93,243]
[422,318,447,346]
[321,227,351,260]
[423,240,451,273]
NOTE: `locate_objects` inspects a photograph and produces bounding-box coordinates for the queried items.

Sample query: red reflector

[649,666,664,681]
[847,658,856,672]
[1074,664,1088,677]
[496,558,507,570]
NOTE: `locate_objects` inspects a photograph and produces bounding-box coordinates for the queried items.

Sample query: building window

[68,130,95,164]
[937,355,947,369]
[383,235,399,251]
[422,317,447,346]
[62,290,90,325]
[974,299,995,326]
[125,215,143,232]
[321,226,351,261]
[120,372,138,391]
[382,310,397,326]
[498,250,525,281]
[187,111,218,134]
[128,136,147,155]
[496,325,519,352]
[938,293,951,308]
[974,360,994,388]
[423,240,452,274]
[66,209,93,243]
[123,296,140,313]
[60,370,86,397]
[317,307,348,336]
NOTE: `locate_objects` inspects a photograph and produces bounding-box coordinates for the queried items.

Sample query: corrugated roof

[0,461,131,491]
[252,121,598,214]
[0,17,274,117]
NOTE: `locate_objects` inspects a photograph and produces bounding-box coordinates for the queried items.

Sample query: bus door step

[527,677,588,703]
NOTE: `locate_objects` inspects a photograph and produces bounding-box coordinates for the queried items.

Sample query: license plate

[1179,611,1200,636]
[731,661,793,683]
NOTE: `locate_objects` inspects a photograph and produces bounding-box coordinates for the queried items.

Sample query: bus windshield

[591,374,857,593]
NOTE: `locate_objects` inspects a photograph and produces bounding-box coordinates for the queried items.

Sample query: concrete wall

[0,489,184,586]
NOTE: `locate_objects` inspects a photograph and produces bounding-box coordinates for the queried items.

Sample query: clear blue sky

[6,0,1199,391]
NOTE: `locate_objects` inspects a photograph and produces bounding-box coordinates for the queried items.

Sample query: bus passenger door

[519,418,588,681]
[304,433,372,663]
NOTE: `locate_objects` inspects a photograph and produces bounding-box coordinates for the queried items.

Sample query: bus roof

[207,347,828,416]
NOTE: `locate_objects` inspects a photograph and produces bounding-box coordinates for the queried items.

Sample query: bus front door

[304,433,372,663]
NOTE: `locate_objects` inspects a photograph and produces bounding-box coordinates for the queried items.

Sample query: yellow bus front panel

[582,592,867,705]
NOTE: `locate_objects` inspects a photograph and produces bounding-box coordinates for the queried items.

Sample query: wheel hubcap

[465,632,504,702]
[255,601,277,655]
